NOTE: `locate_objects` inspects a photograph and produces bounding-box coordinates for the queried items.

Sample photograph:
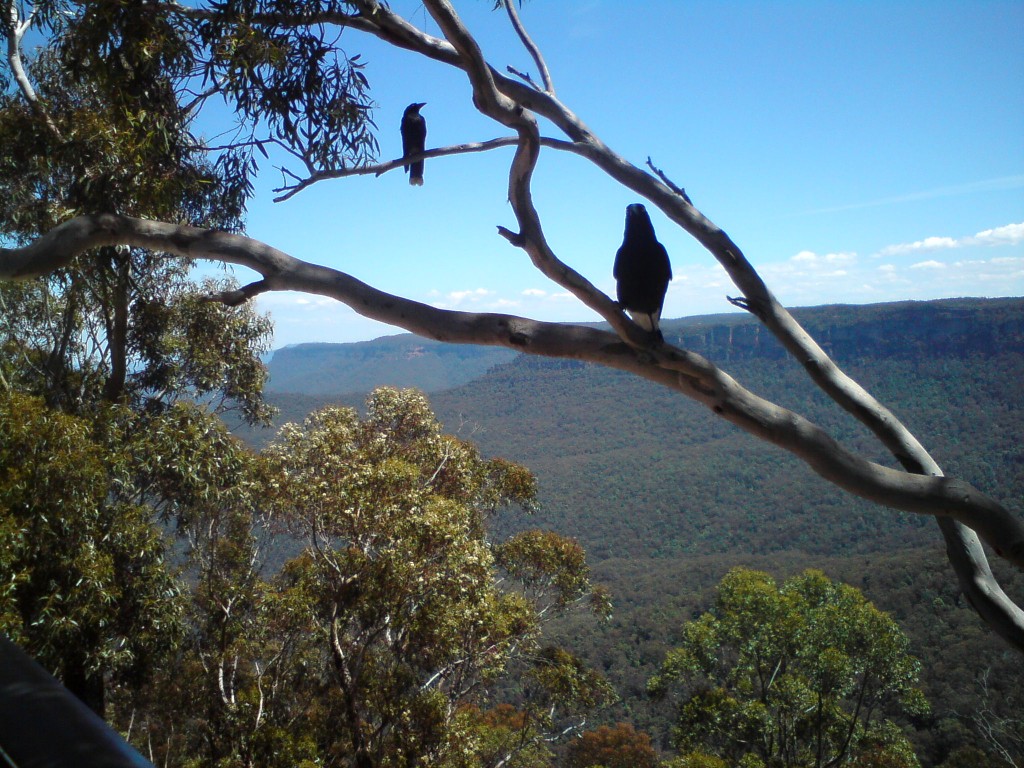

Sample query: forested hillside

[242,297,1024,765]
[256,297,1024,560]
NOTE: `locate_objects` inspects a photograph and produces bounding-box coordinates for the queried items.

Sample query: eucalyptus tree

[649,568,927,768]
[1,0,1022,654]
[0,391,184,717]
[0,0,273,716]
[131,388,611,768]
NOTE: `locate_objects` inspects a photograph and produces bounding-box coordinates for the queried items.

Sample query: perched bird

[613,203,672,338]
[400,102,427,186]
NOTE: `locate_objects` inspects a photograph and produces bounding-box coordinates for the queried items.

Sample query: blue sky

[228,1,1024,350]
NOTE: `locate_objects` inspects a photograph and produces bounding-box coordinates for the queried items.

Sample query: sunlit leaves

[264,388,610,764]
[133,387,607,766]
[496,529,593,612]
[0,392,184,711]
[652,567,926,768]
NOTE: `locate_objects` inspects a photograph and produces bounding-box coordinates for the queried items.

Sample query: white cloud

[258,292,334,310]
[910,260,946,270]
[789,250,856,265]
[521,288,547,297]
[972,222,1024,246]
[446,288,493,304]
[876,222,1024,258]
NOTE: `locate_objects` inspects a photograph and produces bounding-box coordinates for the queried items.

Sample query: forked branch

[502,0,554,95]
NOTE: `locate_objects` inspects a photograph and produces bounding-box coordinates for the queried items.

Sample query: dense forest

[240,297,1024,766]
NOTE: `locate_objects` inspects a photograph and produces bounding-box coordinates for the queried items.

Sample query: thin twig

[502,0,554,94]
[646,156,692,205]
[506,65,538,90]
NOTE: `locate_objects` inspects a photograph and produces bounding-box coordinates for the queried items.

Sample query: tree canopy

[118,387,612,767]
[649,568,928,768]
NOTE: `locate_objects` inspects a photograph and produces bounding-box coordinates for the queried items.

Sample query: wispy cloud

[803,175,1024,215]
[877,236,958,257]
[790,250,857,265]
[437,288,493,307]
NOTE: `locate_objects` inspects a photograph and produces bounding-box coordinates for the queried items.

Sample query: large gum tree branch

[8,1,1023,648]
[2,214,1024,583]
[404,0,1024,649]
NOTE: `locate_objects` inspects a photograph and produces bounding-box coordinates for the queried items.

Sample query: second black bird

[613,203,672,338]
[401,102,427,186]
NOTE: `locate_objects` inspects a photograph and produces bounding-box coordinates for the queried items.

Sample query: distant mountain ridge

[266,335,518,395]
[669,297,1024,360]
[255,296,1024,562]
[265,297,1024,397]
[252,296,1024,562]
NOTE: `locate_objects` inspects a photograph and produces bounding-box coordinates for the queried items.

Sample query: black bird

[400,102,427,186]
[613,203,672,338]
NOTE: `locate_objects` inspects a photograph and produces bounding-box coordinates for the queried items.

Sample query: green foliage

[0,391,184,713]
[123,388,610,767]
[192,0,379,170]
[0,4,275,420]
[661,754,729,768]
[651,568,925,768]
[9,0,379,205]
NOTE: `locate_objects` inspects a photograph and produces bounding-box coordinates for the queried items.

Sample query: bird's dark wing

[652,241,672,285]
[612,242,632,281]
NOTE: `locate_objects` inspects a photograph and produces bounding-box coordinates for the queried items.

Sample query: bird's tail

[627,310,660,333]
[409,161,424,186]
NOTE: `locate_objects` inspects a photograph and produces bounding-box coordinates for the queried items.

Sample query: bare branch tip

[646,156,693,205]
[496,225,526,247]
[727,295,753,312]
